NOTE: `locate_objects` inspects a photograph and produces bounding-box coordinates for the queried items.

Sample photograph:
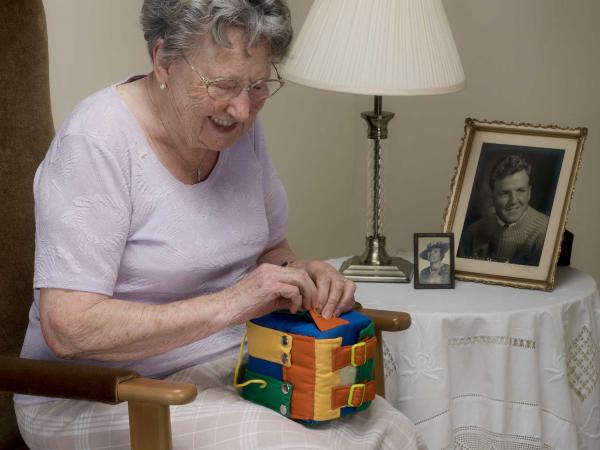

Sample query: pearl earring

[159,82,167,90]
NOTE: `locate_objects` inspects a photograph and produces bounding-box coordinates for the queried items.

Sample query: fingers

[276,265,317,310]
[315,277,330,312]
[334,279,356,317]
[274,282,303,314]
[320,278,356,318]
[247,263,316,315]
[320,277,344,318]
[302,261,356,319]
[241,262,354,320]
[305,261,339,311]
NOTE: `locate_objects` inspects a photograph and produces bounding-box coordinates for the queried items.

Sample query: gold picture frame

[443,118,587,291]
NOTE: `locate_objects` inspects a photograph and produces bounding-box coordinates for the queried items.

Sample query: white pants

[16,351,426,450]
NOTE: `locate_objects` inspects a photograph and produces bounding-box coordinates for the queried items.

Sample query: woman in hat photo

[418,240,452,285]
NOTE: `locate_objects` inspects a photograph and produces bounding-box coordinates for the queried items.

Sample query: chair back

[0,0,55,446]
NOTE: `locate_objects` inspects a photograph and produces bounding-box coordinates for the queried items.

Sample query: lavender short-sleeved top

[16,81,288,405]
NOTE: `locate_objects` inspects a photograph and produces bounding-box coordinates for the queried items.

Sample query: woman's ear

[151,39,170,85]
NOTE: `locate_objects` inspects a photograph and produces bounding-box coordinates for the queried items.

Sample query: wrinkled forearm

[40,288,233,362]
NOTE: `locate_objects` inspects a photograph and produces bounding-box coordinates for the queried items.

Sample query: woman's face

[428,248,442,263]
[164,27,271,152]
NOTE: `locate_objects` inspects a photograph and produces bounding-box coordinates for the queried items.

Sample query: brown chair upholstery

[0,0,56,447]
[0,2,410,449]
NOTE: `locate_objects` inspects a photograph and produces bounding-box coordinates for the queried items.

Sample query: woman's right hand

[225,263,318,325]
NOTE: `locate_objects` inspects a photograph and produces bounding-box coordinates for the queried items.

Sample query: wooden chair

[0,1,410,448]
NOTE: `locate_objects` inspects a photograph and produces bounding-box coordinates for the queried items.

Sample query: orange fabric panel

[283,333,315,421]
[308,309,349,331]
[331,336,377,371]
[331,380,377,410]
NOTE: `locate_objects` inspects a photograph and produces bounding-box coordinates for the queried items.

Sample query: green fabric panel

[329,321,372,414]
[358,321,375,340]
[241,369,293,417]
[356,322,375,392]
[355,356,374,412]
[356,358,374,383]
[356,400,372,412]
[357,321,375,382]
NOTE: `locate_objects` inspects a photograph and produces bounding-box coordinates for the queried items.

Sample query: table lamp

[281,0,466,282]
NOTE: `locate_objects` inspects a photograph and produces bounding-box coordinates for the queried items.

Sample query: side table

[330,258,600,450]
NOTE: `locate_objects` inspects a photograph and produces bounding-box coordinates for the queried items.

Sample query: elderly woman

[14,1,423,449]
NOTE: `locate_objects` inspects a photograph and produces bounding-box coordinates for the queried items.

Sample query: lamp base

[340,236,413,283]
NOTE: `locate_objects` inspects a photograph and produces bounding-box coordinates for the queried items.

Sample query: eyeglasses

[183,56,285,102]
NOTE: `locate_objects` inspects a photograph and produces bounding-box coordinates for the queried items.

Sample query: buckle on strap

[347,383,366,407]
[350,341,367,367]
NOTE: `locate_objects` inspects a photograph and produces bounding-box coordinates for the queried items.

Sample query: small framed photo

[413,233,455,289]
[443,118,587,291]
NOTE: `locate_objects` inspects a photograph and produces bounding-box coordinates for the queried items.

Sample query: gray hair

[140,0,292,67]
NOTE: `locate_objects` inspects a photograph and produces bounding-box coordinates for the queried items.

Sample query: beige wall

[43,0,599,285]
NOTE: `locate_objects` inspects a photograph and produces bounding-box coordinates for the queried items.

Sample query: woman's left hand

[290,260,356,318]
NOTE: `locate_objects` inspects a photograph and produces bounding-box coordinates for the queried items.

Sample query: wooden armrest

[0,355,196,406]
[0,355,138,404]
[118,378,197,405]
[360,308,411,332]
[353,304,411,398]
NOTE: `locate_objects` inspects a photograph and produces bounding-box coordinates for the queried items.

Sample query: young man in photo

[458,154,549,266]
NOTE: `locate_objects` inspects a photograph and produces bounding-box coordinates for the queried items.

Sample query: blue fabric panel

[340,406,354,416]
[247,355,282,380]
[251,310,371,346]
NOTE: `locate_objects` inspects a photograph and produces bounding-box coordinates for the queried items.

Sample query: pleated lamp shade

[281,0,466,96]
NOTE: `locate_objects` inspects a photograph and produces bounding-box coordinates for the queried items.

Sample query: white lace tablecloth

[330,258,600,450]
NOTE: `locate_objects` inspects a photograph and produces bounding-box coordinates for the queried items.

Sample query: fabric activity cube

[238,309,377,423]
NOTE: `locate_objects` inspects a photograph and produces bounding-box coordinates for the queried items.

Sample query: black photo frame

[413,233,455,289]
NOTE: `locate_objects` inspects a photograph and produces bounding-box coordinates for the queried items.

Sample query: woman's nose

[226,90,251,121]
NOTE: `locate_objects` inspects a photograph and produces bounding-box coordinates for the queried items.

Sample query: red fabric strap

[331,336,377,371]
[331,380,377,409]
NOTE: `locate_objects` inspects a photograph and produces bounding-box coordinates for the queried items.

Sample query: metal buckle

[347,383,366,407]
[350,341,367,367]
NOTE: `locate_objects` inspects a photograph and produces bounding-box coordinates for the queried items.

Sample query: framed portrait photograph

[413,233,455,289]
[443,118,587,291]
